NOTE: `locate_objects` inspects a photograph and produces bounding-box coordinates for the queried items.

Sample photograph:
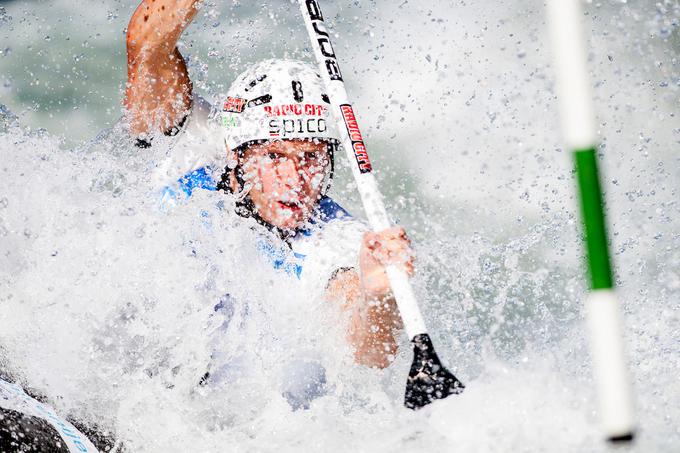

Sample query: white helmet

[221,59,338,156]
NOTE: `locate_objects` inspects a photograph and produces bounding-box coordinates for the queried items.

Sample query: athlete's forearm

[326,269,401,369]
[124,0,202,136]
[354,292,402,368]
[126,0,201,60]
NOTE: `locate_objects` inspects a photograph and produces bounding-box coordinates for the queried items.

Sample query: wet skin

[236,139,331,231]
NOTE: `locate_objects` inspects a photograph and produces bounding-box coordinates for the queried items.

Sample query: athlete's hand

[359,226,414,298]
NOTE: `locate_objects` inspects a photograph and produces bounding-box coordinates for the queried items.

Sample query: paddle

[297,0,464,409]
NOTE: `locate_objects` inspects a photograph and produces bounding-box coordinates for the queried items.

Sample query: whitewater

[1,0,679,451]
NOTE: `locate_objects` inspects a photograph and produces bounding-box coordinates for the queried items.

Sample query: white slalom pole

[546,0,635,442]
[298,0,464,409]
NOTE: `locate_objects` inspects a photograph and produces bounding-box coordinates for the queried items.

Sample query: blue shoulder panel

[178,166,218,197]
[317,196,351,222]
[297,196,352,237]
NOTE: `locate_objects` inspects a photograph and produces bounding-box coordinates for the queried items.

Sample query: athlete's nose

[276,157,305,187]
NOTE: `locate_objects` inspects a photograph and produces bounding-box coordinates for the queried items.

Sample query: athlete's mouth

[277,200,303,213]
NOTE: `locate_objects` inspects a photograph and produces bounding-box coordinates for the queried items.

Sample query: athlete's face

[239,139,331,230]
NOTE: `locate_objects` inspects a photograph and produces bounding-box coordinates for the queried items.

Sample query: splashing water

[1,0,679,451]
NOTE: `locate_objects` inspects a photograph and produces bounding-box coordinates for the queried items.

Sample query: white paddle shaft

[298,0,427,339]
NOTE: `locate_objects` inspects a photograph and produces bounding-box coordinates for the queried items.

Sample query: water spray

[546,0,636,442]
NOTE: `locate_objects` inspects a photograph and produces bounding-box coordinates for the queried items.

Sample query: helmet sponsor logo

[305,0,343,82]
[269,118,328,137]
[264,104,327,117]
[221,115,237,128]
[339,104,372,173]
[224,97,247,113]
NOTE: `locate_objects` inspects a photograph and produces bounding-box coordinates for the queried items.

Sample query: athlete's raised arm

[124,0,201,138]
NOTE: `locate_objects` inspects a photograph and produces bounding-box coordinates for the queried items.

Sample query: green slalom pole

[547,0,635,443]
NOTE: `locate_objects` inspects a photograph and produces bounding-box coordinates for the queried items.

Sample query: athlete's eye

[303,152,325,166]
[267,152,281,161]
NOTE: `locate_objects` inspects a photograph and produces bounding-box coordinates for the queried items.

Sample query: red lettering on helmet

[262,104,326,117]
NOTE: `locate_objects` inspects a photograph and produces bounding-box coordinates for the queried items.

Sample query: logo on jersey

[339,104,372,173]
[223,97,247,113]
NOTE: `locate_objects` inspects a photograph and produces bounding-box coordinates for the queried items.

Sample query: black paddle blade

[404,333,465,410]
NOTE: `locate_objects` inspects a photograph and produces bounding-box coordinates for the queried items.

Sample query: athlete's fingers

[375,226,407,240]
[366,227,409,246]
[359,233,415,297]
[361,227,415,278]
[369,237,414,267]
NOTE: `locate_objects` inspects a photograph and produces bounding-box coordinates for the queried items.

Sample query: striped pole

[546,0,635,443]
